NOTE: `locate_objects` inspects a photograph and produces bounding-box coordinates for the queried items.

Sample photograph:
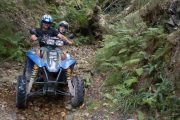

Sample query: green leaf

[135,68,144,76]
[115,84,133,95]
[124,77,138,87]
[118,48,128,54]
[104,93,114,100]
[124,58,141,66]
[142,97,156,106]
[153,47,169,60]
[137,111,145,120]
[114,62,123,68]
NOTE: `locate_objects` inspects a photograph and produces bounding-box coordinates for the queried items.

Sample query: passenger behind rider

[57,21,75,75]
[30,14,73,57]
[58,21,73,45]
[57,21,75,57]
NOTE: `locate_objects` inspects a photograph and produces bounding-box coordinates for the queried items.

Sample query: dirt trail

[0,44,125,120]
[0,45,97,120]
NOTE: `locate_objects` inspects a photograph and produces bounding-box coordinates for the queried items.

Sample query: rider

[58,21,74,45]
[30,15,74,81]
[58,21,69,35]
[30,14,73,56]
[58,21,75,78]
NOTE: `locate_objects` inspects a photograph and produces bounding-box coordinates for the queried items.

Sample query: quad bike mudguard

[27,49,76,70]
[27,50,45,67]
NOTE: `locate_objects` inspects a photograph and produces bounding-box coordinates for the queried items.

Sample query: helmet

[58,21,69,29]
[41,14,53,24]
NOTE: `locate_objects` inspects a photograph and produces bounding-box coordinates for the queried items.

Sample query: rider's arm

[30,28,38,41]
[57,33,74,45]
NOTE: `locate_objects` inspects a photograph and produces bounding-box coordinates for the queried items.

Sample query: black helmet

[58,21,69,30]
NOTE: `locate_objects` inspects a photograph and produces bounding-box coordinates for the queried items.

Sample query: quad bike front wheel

[16,75,27,108]
[71,76,85,107]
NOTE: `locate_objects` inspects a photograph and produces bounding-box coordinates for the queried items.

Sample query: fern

[0,32,26,61]
[96,20,179,117]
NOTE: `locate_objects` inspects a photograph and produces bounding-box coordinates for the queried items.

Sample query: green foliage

[83,73,92,88]
[75,34,95,45]
[137,111,145,120]
[23,0,46,8]
[48,5,63,23]
[0,32,26,61]
[47,0,95,29]
[96,21,179,118]
[87,101,102,112]
[103,0,131,16]
[0,0,16,12]
[117,93,142,113]
[63,0,95,43]
[47,0,96,45]
[0,17,26,61]
[65,7,89,29]
[135,0,150,9]
[0,0,8,11]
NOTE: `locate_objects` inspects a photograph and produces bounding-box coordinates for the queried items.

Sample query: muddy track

[0,45,97,120]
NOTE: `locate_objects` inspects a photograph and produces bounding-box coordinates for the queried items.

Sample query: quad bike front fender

[27,51,45,68]
[60,57,76,69]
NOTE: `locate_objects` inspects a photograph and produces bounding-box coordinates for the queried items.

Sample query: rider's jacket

[32,28,59,47]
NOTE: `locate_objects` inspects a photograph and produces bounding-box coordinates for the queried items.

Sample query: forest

[0,0,179,120]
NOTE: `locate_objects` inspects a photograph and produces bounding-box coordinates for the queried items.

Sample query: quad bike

[16,35,85,108]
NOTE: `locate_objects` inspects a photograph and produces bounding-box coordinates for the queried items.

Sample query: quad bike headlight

[46,39,55,45]
[56,40,64,46]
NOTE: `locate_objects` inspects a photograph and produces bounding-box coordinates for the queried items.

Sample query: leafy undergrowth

[96,0,180,119]
[0,0,49,62]
[0,17,27,62]
[48,0,100,45]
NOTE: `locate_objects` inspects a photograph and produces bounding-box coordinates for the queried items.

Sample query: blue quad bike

[16,36,85,108]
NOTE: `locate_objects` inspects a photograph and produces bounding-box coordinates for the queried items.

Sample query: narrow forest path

[0,44,126,120]
[0,45,97,120]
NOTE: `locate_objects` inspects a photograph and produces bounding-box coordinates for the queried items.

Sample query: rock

[45,107,50,111]
[61,112,66,117]
[33,106,40,112]
[0,104,6,111]
[72,108,76,112]
[29,102,33,106]
[84,113,89,117]
[93,107,98,111]
[65,104,73,111]
[103,103,109,107]
[110,112,114,115]
[80,103,85,109]
[18,116,26,120]
[65,114,74,120]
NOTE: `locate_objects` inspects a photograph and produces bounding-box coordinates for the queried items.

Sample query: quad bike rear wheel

[16,75,27,108]
[71,76,85,107]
